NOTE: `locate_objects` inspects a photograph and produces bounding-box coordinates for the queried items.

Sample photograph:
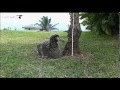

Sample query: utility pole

[71,13,74,56]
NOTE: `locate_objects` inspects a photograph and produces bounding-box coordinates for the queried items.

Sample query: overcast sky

[0,13,87,31]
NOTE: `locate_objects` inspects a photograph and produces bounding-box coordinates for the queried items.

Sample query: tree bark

[63,13,82,56]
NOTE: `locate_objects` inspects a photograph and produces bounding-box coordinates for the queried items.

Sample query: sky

[0,13,87,31]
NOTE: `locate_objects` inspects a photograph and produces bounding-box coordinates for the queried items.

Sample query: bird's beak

[58,37,65,42]
[56,37,60,41]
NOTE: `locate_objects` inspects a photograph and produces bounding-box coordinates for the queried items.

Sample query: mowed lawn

[0,30,119,78]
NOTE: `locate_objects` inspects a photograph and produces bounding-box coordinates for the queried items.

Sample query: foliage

[80,13,119,36]
[35,16,59,31]
[0,30,119,78]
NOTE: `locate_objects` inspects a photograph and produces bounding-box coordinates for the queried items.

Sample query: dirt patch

[63,52,94,61]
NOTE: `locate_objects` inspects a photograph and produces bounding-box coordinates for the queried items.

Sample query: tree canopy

[35,16,59,31]
[80,13,119,36]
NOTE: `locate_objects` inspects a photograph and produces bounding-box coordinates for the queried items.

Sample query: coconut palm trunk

[63,13,82,56]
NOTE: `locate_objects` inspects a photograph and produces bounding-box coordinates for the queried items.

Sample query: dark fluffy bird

[37,34,62,59]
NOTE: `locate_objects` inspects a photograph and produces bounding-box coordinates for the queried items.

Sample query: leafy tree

[35,16,59,31]
[80,13,119,36]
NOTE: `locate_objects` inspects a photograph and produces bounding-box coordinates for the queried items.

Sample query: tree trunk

[63,13,82,56]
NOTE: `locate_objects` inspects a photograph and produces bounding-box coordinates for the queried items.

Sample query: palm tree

[63,13,82,56]
[35,16,59,31]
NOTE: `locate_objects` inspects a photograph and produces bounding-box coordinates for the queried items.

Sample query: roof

[22,24,42,29]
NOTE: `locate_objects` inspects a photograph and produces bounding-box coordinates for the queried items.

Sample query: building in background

[22,24,42,31]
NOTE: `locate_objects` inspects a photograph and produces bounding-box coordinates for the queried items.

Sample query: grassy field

[0,30,119,78]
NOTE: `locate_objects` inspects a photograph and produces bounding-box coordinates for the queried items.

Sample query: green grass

[0,30,119,78]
